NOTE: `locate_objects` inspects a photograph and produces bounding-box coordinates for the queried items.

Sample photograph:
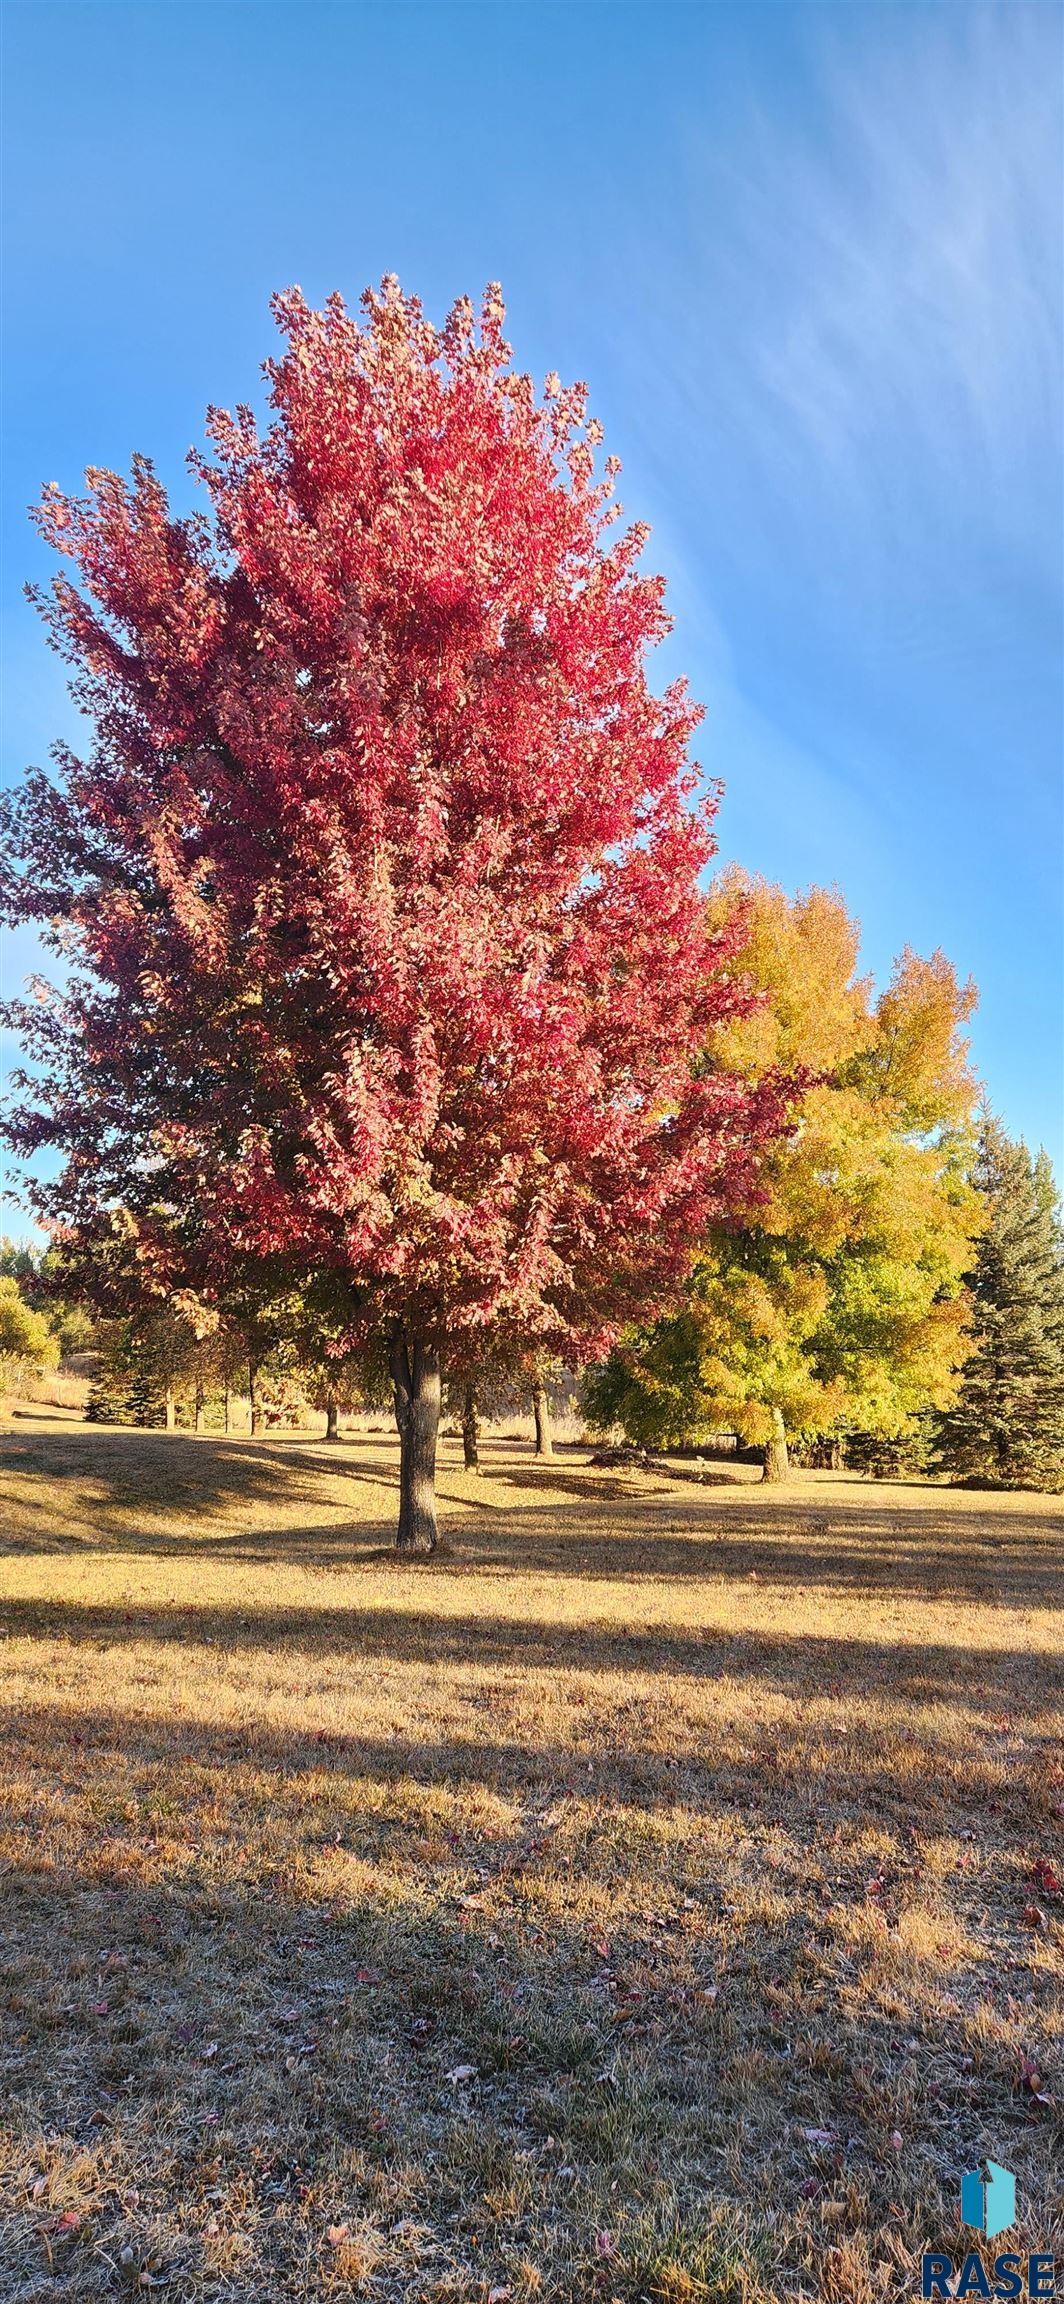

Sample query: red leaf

[9,285,786,1501]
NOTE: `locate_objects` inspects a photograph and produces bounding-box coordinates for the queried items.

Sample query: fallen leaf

[595,2229,615,2258]
[445,2063,477,2085]
[1016,2054,1053,2104]
[326,2223,349,2248]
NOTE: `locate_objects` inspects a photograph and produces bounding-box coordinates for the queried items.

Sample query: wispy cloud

[743,11,1060,550]
[612,4,1061,593]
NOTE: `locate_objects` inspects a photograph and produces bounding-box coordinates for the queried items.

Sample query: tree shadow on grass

[0,1849,652,2295]
[4,1807,1059,2301]
[3,1427,1062,1606]
[4,1682,1060,1835]
[1,1596,1060,1725]
[8,1505,1061,1611]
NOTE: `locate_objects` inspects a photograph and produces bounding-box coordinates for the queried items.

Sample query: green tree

[0,1237,96,1357]
[0,1273,60,1393]
[586,875,983,1479]
[85,1308,193,1427]
[937,1119,1064,1490]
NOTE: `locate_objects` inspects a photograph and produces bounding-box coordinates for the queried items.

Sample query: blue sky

[2,0,1061,1202]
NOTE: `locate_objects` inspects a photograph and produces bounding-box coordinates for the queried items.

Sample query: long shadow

[0,1852,669,2291]
[441,1493,1064,1606]
[3,1685,1057,1823]
[3,1427,1062,1607]
[4,1686,1059,1880]
[9,1501,1060,1607]
[0,1425,615,1551]
[1,1598,1059,1719]
[5,1824,1059,2296]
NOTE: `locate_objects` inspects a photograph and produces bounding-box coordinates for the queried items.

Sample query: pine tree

[938,1118,1064,1490]
[84,1319,139,1424]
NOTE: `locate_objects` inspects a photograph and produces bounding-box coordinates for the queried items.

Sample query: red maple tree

[3,279,782,1547]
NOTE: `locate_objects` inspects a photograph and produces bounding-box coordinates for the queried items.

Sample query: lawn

[0,1414,1061,2303]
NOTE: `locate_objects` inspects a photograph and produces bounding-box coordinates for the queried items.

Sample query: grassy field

[0,1412,1061,2303]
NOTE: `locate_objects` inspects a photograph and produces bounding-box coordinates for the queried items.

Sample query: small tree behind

[586,875,983,1478]
[937,1119,1064,1490]
[0,1275,59,1398]
[1,1237,96,1357]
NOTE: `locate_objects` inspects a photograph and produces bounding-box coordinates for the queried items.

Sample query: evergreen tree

[84,1319,139,1423]
[938,1118,1064,1490]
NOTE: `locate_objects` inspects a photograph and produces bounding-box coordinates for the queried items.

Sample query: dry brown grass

[0,1413,1061,2303]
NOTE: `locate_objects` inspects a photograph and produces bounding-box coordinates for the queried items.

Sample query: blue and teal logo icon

[962,2162,1017,2241]
[922,2160,1058,2298]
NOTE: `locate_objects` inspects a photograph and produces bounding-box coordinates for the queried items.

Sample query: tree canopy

[585,873,983,1474]
[0,1274,59,1384]
[1,280,783,1544]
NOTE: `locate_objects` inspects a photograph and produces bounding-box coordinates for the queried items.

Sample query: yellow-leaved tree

[585,873,984,1478]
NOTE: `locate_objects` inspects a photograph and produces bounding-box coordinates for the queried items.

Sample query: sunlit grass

[0,1415,1061,2300]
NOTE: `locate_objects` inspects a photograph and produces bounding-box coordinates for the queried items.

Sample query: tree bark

[531,1374,554,1458]
[324,1391,339,1442]
[222,1384,230,1435]
[461,1383,480,1471]
[194,1379,205,1435]
[762,1404,790,1484]
[164,1384,176,1432]
[248,1358,260,1437]
[390,1332,441,1553]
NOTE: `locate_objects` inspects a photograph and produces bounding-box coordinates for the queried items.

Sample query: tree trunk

[390,1332,441,1553]
[164,1384,176,1432]
[461,1383,480,1471]
[532,1374,554,1458]
[324,1392,339,1442]
[194,1379,204,1435]
[762,1405,790,1484]
[222,1384,230,1435]
[248,1358,260,1437]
